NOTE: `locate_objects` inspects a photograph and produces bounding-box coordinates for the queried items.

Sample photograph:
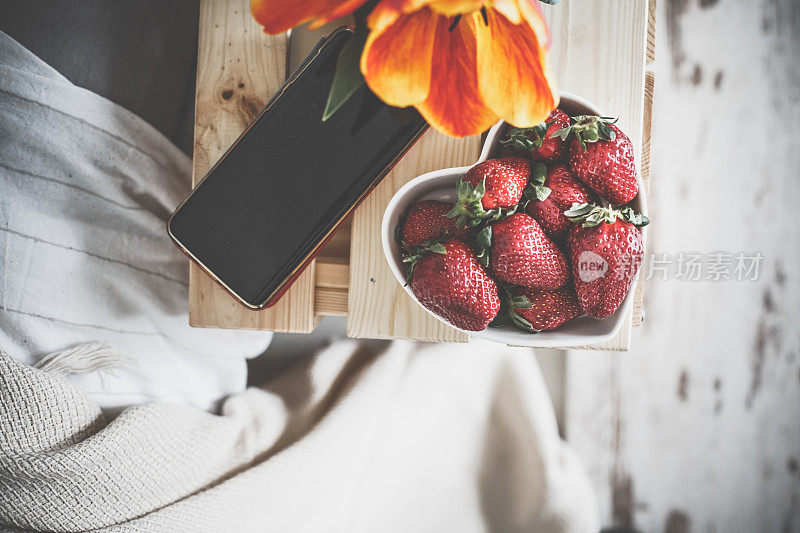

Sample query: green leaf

[404,262,415,285]
[582,129,599,143]
[475,226,492,248]
[617,206,651,227]
[430,243,447,254]
[564,202,593,218]
[444,209,460,219]
[510,295,532,309]
[476,249,489,267]
[475,178,486,198]
[322,25,367,122]
[511,310,539,333]
[531,162,548,186]
[552,126,571,140]
[534,185,551,201]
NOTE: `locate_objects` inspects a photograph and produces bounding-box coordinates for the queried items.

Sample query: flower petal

[491,0,523,24]
[361,7,439,107]
[514,0,551,48]
[474,7,558,127]
[250,0,367,34]
[428,0,485,16]
[416,14,498,137]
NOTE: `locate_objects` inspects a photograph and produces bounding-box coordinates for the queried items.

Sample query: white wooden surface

[563,0,800,530]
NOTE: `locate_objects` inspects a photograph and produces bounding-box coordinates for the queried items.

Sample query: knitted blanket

[0,340,598,532]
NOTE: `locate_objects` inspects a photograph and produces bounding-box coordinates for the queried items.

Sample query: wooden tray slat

[189,0,316,333]
[541,0,650,350]
[347,131,480,342]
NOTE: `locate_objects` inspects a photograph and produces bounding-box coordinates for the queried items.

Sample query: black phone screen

[168,29,427,308]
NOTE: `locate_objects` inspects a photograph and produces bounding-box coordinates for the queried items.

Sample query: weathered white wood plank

[564,0,800,530]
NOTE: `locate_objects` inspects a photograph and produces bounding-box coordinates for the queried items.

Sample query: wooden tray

[188,0,655,350]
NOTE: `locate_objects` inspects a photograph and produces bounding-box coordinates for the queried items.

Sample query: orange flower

[362,0,558,137]
[250,0,369,34]
[251,0,558,137]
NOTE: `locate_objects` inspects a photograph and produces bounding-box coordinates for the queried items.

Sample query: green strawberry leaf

[531,162,547,185]
[551,126,571,141]
[322,24,367,122]
[534,185,551,201]
[471,226,492,267]
[565,203,651,228]
[520,162,551,206]
[510,294,532,309]
[475,226,492,248]
[617,206,651,227]
[489,285,540,333]
[474,177,486,198]
[500,123,548,152]
[510,309,540,333]
[554,115,618,150]
[404,262,416,286]
[476,249,490,267]
[401,239,449,285]
[446,176,489,227]
[564,202,594,218]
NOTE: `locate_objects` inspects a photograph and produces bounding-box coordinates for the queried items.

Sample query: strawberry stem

[564,202,650,228]
[401,240,447,285]
[489,285,541,333]
[445,176,519,227]
[500,122,548,151]
[552,115,618,150]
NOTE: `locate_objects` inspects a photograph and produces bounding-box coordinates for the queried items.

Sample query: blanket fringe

[35,342,133,375]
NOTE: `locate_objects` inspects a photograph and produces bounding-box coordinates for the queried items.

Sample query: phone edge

[167,27,429,311]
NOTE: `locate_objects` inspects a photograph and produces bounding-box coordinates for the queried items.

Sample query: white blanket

[0,340,598,532]
[0,31,272,413]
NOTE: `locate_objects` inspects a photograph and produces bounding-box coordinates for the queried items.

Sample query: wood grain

[540,0,650,349]
[566,0,800,528]
[630,0,655,329]
[347,131,479,341]
[189,0,317,332]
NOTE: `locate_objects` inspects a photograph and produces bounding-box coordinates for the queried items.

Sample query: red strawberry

[410,240,500,331]
[399,200,468,250]
[489,213,569,290]
[565,204,649,318]
[500,108,570,162]
[508,285,582,331]
[461,157,530,211]
[554,116,639,205]
[526,165,597,240]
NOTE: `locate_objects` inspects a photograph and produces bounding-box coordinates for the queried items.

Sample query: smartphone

[168,28,428,309]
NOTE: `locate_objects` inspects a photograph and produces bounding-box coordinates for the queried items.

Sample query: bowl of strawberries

[382,92,649,347]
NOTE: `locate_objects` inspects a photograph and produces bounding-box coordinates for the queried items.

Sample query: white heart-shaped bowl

[382,92,648,347]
